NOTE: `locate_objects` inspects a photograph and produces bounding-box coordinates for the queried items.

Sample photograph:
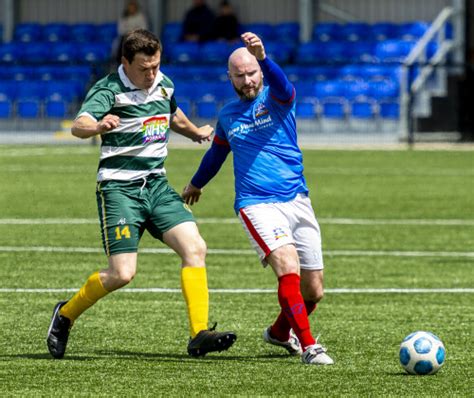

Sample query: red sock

[276,273,315,348]
[270,301,317,342]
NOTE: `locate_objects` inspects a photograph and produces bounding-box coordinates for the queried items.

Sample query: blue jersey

[215,86,308,212]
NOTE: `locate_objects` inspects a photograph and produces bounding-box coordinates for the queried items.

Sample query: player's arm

[170,107,213,144]
[182,136,230,205]
[241,32,294,103]
[71,114,120,139]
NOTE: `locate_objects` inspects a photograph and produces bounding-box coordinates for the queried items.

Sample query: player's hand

[98,114,120,133]
[241,32,266,61]
[182,183,202,205]
[193,125,214,144]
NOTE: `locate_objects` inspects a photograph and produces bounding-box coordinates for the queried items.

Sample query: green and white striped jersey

[77,65,178,182]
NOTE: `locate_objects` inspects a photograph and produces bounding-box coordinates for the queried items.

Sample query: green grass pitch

[0,144,473,396]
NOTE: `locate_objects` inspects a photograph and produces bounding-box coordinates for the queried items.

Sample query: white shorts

[238,193,324,270]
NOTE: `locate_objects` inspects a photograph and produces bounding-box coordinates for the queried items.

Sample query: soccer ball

[399,331,446,375]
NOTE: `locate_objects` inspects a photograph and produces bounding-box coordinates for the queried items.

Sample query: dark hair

[122,29,162,63]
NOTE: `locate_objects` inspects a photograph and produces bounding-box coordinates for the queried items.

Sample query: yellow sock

[60,272,109,322]
[181,266,209,338]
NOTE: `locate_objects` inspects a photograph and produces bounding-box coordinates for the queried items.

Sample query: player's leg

[149,180,236,356]
[238,204,305,355]
[163,221,237,356]
[47,180,142,359]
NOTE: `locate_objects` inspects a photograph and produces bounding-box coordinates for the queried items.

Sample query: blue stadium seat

[96,23,118,43]
[344,81,370,100]
[274,22,300,46]
[45,98,69,118]
[340,23,371,42]
[294,81,316,98]
[166,42,200,64]
[265,41,293,64]
[195,100,218,118]
[162,22,183,44]
[345,41,376,63]
[60,65,93,84]
[0,81,18,99]
[0,43,20,63]
[314,80,345,99]
[77,42,111,63]
[17,98,41,118]
[339,65,365,81]
[321,100,347,119]
[296,98,317,119]
[200,41,236,64]
[284,65,336,82]
[375,40,416,63]
[16,80,46,100]
[175,97,192,115]
[296,41,349,64]
[0,95,13,118]
[350,99,377,119]
[360,64,402,81]
[50,42,78,63]
[19,42,51,64]
[399,21,430,40]
[370,22,399,41]
[379,101,400,118]
[45,81,79,101]
[312,23,342,42]
[2,65,36,81]
[368,80,400,100]
[242,23,275,41]
[70,23,95,42]
[43,23,70,42]
[14,23,42,42]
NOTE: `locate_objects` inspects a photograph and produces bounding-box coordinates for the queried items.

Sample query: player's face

[123,51,161,90]
[229,62,263,100]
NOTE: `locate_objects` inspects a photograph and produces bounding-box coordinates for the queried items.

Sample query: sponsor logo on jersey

[254,102,269,118]
[141,115,169,144]
[160,87,168,98]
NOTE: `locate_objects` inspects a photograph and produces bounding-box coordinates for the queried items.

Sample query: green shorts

[96,175,195,256]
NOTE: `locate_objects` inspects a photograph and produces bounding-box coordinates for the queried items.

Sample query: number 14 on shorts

[115,225,131,240]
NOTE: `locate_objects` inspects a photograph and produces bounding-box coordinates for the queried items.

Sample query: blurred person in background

[46,29,236,360]
[182,32,334,366]
[181,0,215,42]
[114,0,149,64]
[213,0,240,42]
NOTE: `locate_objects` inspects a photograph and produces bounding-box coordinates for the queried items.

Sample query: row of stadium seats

[9,22,117,43]
[0,80,85,101]
[0,39,436,66]
[176,97,400,120]
[0,64,92,83]
[160,39,438,65]
[0,97,73,119]
[162,20,448,44]
[0,41,112,64]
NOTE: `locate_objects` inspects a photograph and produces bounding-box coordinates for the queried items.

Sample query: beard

[232,80,263,100]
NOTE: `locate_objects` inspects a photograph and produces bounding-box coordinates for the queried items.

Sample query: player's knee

[109,268,136,288]
[304,288,324,303]
[182,235,207,263]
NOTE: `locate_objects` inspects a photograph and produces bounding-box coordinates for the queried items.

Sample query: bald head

[228,47,263,100]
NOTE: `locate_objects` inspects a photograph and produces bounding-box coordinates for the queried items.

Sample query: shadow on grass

[0,350,292,362]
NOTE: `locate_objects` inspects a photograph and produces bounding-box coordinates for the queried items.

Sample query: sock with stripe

[181,266,209,338]
[276,273,315,348]
[270,300,317,342]
[60,271,109,322]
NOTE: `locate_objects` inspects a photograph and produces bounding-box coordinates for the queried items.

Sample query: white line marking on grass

[1,218,474,226]
[1,246,474,258]
[0,287,472,294]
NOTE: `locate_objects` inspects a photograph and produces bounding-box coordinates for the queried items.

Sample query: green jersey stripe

[99,155,166,171]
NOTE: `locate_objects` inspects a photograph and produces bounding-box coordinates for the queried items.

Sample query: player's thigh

[163,221,206,264]
[291,195,324,271]
[266,243,300,277]
[96,181,144,256]
[238,203,294,265]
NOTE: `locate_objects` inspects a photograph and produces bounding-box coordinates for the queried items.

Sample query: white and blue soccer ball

[399,331,446,375]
